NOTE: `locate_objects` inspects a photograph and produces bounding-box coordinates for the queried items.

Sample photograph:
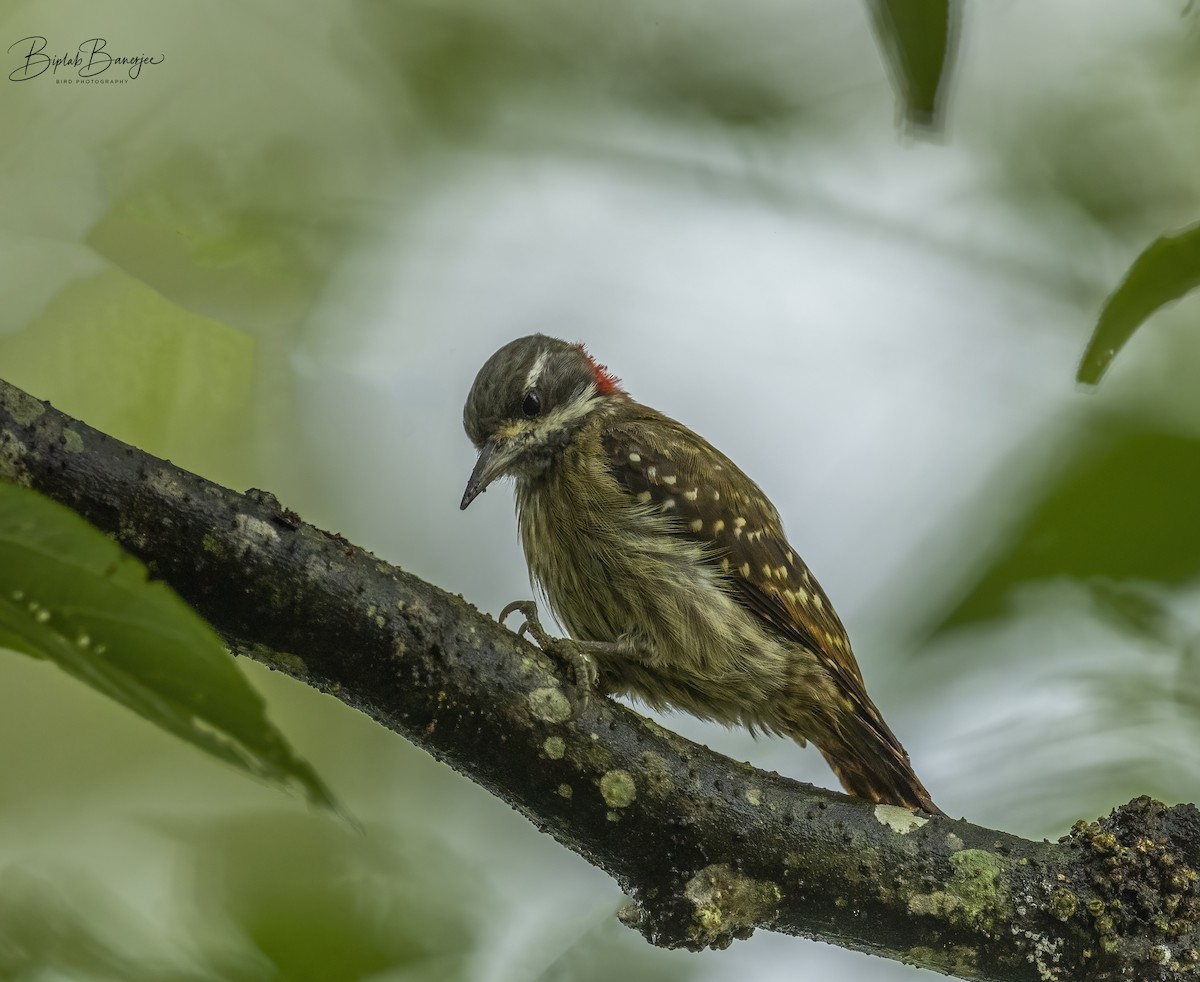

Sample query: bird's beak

[460,438,508,510]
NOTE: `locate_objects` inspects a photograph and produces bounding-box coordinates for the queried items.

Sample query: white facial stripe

[495,380,601,480]
[538,381,599,433]
[498,381,599,444]
[524,350,550,393]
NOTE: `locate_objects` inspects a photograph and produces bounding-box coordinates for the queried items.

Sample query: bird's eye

[522,390,541,417]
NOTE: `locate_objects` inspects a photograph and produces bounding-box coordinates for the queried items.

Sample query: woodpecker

[460,334,941,814]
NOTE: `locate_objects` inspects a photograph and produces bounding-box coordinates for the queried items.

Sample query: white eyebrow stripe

[524,350,549,392]
[539,382,599,432]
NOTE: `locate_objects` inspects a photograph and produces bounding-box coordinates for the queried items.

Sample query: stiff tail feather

[812,701,943,816]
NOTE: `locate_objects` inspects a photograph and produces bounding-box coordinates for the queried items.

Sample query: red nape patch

[575,344,623,395]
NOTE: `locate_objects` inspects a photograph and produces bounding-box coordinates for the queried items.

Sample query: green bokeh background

[2,1,1199,979]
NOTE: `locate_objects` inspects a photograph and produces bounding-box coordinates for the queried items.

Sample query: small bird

[460,334,940,814]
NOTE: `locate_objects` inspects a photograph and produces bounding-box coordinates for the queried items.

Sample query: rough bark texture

[1,376,1198,981]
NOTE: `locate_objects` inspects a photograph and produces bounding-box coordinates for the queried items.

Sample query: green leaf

[0,483,336,809]
[866,0,959,132]
[0,268,256,485]
[1078,222,1200,385]
[933,428,1200,635]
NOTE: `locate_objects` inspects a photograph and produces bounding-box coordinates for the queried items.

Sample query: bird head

[460,334,623,510]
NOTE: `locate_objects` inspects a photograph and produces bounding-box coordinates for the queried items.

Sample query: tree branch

[1,376,1198,981]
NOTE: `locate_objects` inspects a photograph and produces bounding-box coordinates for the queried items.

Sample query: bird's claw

[499,600,598,715]
[499,600,546,644]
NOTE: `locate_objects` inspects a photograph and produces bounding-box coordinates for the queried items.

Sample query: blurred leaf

[1085,580,1174,643]
[376,2,810,134]
[1176,637,1200,721]
[1077,222,1200,385]
[935,428,1200,633]
[0,484,336,810]
[0,868,216,982]
[0,268,255,484]
[85,148,328,335]
[172,812,476,982]
[866,0,960,132]
[397,5,519,131]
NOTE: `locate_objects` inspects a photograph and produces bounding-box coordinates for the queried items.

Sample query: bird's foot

[499,601,600,715]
